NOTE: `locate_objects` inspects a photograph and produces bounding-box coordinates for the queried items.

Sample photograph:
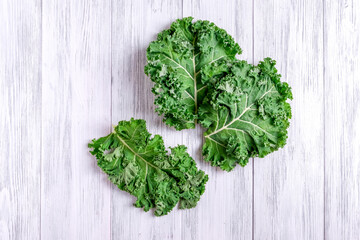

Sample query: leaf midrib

[163,40,227,116]
[114,133,161,171]
[205,87,276,138]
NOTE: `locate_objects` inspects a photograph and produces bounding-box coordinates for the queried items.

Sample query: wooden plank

[324,0,360,239]
[111,0,184,239]
[41,0,111,239]
[182,1,253,239]
[6,0,360,238]
[253,0,324,239]
[0,0,41,239]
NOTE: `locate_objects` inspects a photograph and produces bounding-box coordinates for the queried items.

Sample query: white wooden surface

[1,0,359,239]
[253,0,324,239]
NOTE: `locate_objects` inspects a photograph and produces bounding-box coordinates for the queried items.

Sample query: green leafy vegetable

[145,17,241,130]
[89,118,208,216]
[199,58,292,171]
[145,18,292,171]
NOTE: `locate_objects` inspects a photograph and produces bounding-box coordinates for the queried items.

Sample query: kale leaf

[89,118,208,216]
[145,18,293,171]
[145,17,241,130]
[199,58,292,171]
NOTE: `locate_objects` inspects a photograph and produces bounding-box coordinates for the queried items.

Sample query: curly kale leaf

[199,58,292,171]
[89,118,208,216]
[145,17,241,130]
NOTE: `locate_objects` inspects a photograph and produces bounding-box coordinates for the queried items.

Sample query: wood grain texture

[324,0,360,239]
[2,0,360,239]
[0,0,41,239]
[111,1,184,239]
[253,0,324,239]
[41,0,111,239]
[182,1,253,240]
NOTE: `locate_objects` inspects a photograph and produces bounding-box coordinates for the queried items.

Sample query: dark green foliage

[145,17,241,130]
[199,58,292,171]
[89,118,208,216]
[145,18,293,171]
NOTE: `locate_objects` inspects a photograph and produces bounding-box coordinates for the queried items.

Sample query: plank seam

[40,0,43,239]
[110,0,113,239]
[323,0,326,239]
[252,0,255,239]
